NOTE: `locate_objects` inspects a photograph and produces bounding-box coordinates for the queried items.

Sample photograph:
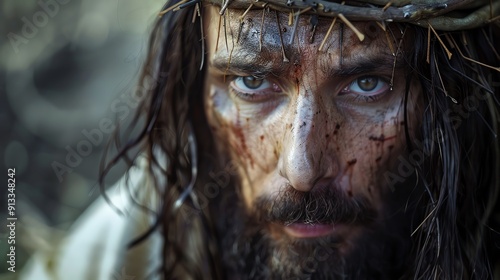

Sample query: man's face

[203,5,420,277]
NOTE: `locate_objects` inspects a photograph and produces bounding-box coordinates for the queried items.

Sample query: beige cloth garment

[20,157,163,280]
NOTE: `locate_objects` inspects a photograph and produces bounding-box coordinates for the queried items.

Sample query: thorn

[239,3,254,21]
[275,10,289,63]
[216,14,222,51]
[443,33,455,49]
[391,54,397,90]
[223,12,229,51]
[385,29,395,56]
[159,0,190,15]
[309,15,318,43]
[219,0,232,15]
[426,25,431,64]
[199,3,205,70]
[461,31,468,45]
[390,25,407,88]
[236,21,244,43]
[411,207,436,237]
[338,14,365,41]
[339,23,344,67]
[487,14,500,23]
[259,8,266,51]
[451,36,500,73]
[176,0,200,11]
[225,9,236,78]
[319,17,337,52]
[428,23,452,60]
[383,1,393,11]
[375,21,386,31]
[289,10,300,45]
[433,52,449,98]
[191,2,198,23]
[295,6,312,16]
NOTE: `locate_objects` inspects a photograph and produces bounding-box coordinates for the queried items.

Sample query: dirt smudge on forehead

[205,6,398,80]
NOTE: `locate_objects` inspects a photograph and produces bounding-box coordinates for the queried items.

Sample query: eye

[234,76,271,91]
[241,76,265,89]
[230,76,281,102]
[341,76,390,99]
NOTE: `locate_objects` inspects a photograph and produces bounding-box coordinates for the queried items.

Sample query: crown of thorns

[162,0,499,31]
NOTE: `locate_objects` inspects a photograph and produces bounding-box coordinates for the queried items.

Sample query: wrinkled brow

[324,55,403,77]
[210,48,403,78]
[210,51,284,76]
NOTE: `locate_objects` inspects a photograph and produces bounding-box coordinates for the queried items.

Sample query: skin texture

[203,5,421,273]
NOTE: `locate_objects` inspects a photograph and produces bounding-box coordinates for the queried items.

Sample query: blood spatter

[230,125,254,168]
[347,159,357,166]
[368,134,396,142]
[333,123,341,135]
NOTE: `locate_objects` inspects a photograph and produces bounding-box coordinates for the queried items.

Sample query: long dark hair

[99,1,500,279]
[404,25,500,279]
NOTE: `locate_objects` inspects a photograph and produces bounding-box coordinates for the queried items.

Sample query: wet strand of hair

[198,3,205,70]
[480,28,500,60]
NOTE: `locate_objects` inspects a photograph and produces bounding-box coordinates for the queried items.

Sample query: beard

[214,179,418,280]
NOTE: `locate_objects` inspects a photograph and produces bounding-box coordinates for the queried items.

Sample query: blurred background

[0,0,164,276]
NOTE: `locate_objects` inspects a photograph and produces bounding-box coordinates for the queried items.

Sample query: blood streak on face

[203,6,420,254]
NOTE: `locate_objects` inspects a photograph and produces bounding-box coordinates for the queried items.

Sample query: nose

[278,92,338,192]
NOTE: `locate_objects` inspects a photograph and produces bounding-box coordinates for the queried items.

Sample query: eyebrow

[210,51,403,78]
[324,56,403,77]
[210,54,281,77]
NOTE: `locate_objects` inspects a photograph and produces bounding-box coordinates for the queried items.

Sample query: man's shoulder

[21,193,129,279]
[21,160,162,280]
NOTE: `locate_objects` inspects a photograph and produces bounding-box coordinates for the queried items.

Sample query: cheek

[205,85,281,177]
[205,85,289,207]
[337,102,405,199]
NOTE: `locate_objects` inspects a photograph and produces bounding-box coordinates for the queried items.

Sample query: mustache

[253,185,376,225]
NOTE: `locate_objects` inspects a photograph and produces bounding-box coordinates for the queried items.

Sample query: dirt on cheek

[228,110,255,169]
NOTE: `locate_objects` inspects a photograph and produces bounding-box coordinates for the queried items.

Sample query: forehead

[203,6,399,71]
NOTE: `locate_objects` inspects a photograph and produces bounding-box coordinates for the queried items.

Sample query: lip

[283,223,336,238]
